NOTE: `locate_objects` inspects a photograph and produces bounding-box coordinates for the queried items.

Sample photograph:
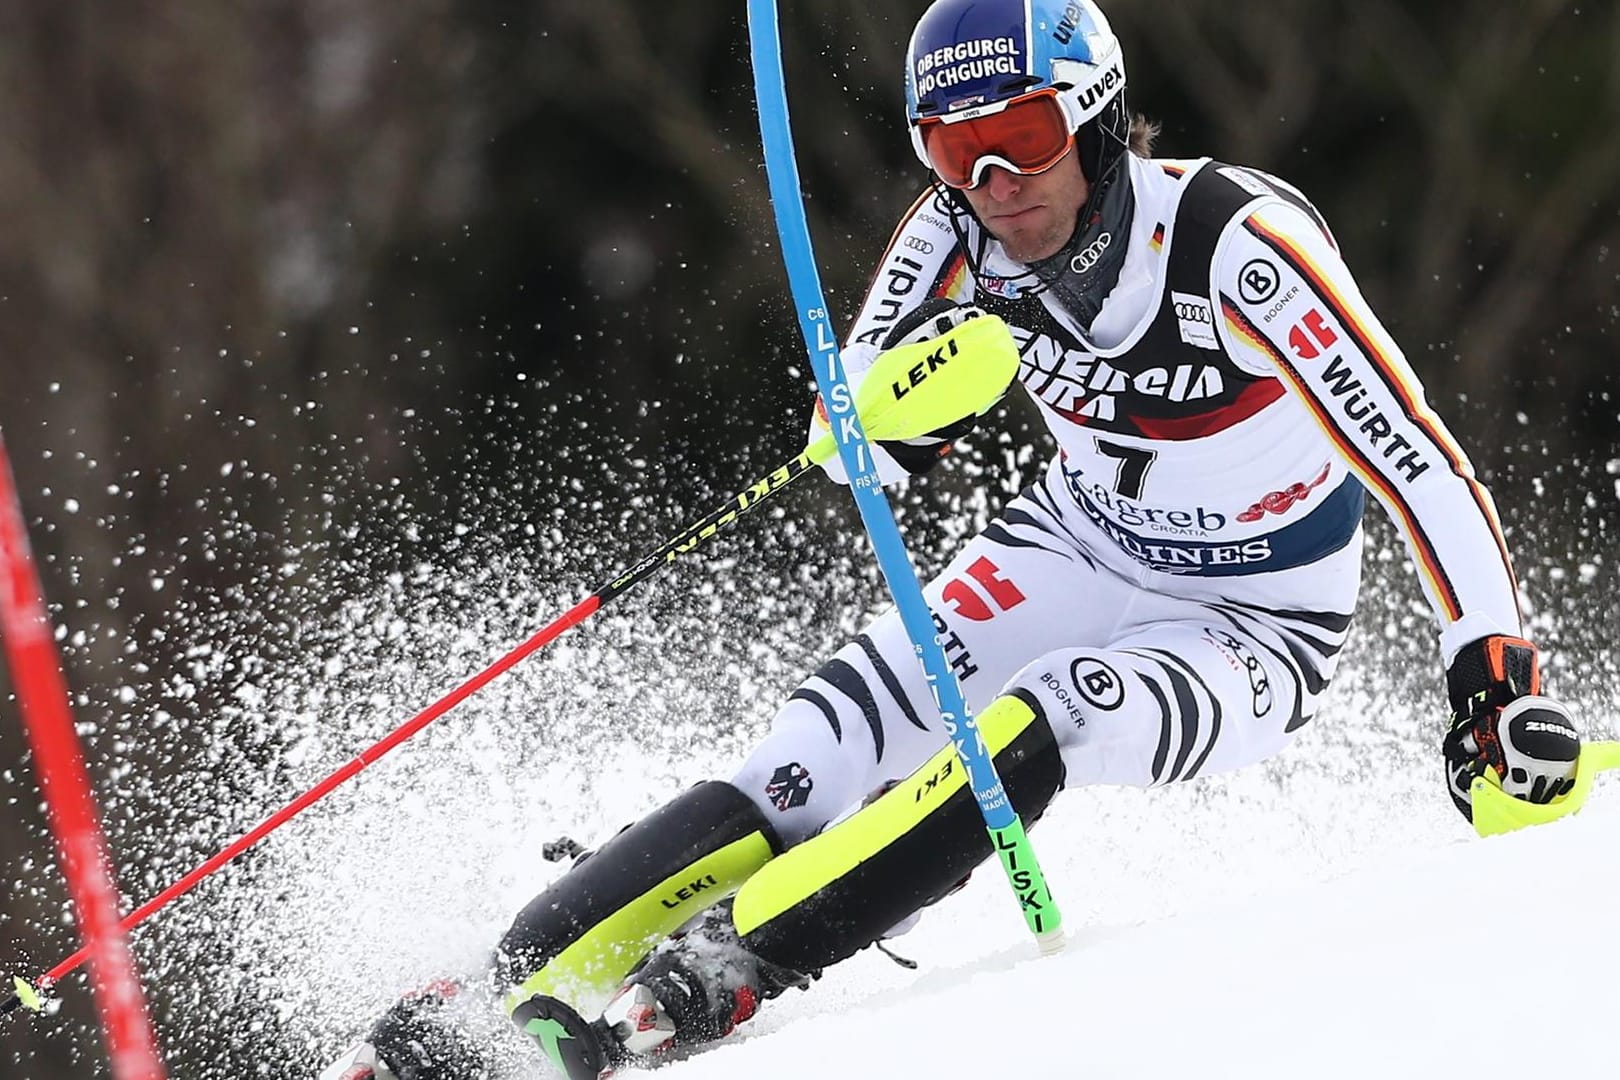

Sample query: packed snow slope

[664,785,1620,1080]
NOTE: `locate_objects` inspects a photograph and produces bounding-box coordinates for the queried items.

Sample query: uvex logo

[1052,2,1085,44]
[1074,61,1123,112]
[660,873,720,909]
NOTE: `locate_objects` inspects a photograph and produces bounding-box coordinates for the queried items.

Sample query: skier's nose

[981,165,1023,202]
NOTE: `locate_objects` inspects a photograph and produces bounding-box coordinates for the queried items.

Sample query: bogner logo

[1017,330,1226,422]
[1070,231,1112,274]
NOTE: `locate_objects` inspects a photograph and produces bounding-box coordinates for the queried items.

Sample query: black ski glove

[367,981,491,1080]
[1442,634,1580,823]
[875,298,990,476]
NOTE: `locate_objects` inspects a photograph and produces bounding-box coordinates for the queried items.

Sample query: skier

[322,1,1583,1077]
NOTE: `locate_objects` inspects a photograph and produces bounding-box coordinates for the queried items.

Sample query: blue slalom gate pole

[746,0,1062,950]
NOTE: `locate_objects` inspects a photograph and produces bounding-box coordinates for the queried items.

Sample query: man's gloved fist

[1442,634,1580,822]
[877,298,990,475]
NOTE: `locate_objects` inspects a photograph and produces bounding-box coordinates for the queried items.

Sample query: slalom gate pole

[746,0,1064,951]
[0,434,169,1078]
[1,322,1020,1019]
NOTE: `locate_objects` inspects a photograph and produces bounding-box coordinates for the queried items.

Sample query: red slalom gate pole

[0,434,168,1080]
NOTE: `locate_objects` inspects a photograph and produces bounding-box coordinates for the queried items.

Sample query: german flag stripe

[933,251,970,300]
[1242,213,1519,601]
[1249,175,1336,251]
[1222,298,1464,620]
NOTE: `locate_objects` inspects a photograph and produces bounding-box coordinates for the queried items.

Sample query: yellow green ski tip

[1471,739,1620,838]
[12,976,43,1013]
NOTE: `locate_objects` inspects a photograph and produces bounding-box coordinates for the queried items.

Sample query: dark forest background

[2,1,1618,1077]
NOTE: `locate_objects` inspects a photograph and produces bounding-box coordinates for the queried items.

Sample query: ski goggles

[911,88,1077,190]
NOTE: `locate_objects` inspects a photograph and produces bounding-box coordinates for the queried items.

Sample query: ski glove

[876,298,991,476]
[361,980,491,1080]
[1441,634,1581,823]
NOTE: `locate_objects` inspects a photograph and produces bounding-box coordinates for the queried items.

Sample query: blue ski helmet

[905,0,1129,189]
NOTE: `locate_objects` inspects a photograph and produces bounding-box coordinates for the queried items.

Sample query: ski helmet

[905,0,1129,191]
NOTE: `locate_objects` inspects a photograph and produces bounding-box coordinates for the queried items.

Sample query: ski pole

[747,0,1066,951]
[0,434,168,1078]
[1,315,1020,1020]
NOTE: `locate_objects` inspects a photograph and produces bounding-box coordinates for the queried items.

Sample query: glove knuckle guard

[879,297,983,351]
[1494,697,1580,800]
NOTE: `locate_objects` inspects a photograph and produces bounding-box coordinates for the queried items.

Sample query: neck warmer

[1028,158,1135,332]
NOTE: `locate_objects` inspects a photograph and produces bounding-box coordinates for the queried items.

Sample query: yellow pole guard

[1471,739,1620,838]
[503,829,775,1016]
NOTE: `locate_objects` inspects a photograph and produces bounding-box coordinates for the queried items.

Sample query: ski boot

[513,902,813,1078]
[318,980,491,1080]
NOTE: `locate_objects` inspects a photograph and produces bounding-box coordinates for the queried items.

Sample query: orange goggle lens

[917,90,1073,189]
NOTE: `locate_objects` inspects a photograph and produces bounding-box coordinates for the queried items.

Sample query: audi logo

[1069,231,1112,274]
[1174,302,1212,323]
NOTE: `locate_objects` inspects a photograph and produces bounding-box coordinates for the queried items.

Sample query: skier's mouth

[988,205,1044,225]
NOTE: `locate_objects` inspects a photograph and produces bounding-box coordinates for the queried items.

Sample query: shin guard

[732,692,1062,973]
[497,780,780,1013]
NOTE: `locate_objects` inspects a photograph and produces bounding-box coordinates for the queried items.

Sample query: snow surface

[671,786,1620,1080]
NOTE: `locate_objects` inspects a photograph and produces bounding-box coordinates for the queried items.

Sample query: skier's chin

[993,218,1072,265]
[991,226,1069,267]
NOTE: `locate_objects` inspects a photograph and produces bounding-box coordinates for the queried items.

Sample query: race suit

[731,155,1522,845]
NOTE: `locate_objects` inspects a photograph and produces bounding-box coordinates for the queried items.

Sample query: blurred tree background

[1,0,1617,1076]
